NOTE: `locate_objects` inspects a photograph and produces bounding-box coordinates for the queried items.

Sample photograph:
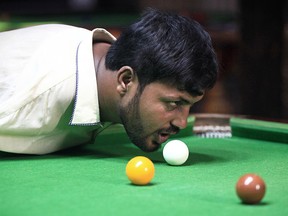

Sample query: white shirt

[0,24,116,154]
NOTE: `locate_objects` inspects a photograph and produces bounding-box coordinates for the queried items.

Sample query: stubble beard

[119,90,159,152]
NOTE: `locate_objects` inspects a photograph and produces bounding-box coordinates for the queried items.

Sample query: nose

[171,107,190,129]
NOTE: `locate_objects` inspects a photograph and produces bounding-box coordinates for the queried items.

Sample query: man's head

[105,9,218,152]
[106,8,217,95]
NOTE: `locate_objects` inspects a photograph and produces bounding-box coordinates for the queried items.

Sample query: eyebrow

[162,94,196,106]
[181,97,194,105]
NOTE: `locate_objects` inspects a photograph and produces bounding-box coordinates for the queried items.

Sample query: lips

[152,126,179,146]
[157,132,170,144]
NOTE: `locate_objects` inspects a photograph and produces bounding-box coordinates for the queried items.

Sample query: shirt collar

[70,28,116,125]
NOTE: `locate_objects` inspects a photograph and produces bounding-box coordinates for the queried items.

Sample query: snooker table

[0,114,288,216]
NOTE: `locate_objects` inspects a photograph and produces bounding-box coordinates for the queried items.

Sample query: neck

[93,43,121,123]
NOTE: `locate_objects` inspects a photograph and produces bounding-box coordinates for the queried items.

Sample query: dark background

[1,0,288,120]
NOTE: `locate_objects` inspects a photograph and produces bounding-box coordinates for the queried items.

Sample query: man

[0,9,218,154]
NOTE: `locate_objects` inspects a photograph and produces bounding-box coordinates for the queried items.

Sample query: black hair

[105,8,218,96]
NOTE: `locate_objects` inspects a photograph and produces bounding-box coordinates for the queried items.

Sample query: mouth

[148,128,179,151]
[156,132,170,144]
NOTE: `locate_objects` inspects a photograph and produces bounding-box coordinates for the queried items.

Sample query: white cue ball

[163,140,189,165]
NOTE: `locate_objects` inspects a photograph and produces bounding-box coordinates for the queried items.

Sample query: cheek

[139,103,171,128]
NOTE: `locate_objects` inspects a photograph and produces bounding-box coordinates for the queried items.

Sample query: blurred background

[1,0,288,121]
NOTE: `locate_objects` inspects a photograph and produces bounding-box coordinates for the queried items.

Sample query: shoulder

[0,24,91,42]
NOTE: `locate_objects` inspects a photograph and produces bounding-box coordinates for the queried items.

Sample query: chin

[136,140,161,153]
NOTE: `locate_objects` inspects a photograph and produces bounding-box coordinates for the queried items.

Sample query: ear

[116,66,136,96]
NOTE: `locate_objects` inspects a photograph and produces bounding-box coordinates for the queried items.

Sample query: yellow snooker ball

[126,156,155,185]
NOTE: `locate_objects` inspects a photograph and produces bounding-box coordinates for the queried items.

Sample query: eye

[166,101,183,110]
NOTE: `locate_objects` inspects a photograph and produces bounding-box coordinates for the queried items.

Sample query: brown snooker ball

[236,173,266,204]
